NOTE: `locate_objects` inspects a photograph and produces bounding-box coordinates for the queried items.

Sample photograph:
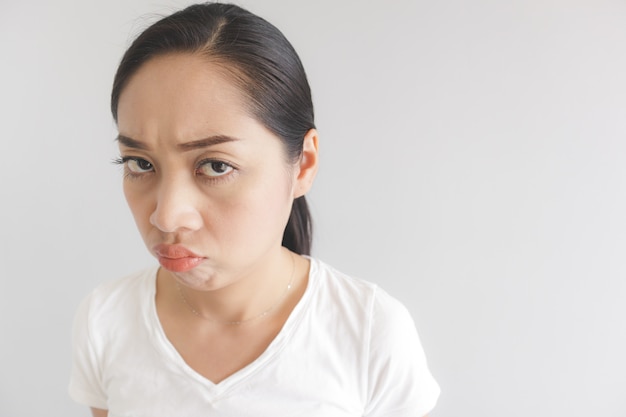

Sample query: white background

[1,0,625,416]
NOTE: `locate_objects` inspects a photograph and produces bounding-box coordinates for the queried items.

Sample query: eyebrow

[116,134,240,151]
[116,134,148,150]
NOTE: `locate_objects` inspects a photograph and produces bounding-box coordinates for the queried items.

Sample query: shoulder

[307,258,413,334]
[310,257,408,318]
[83,267,157,309]
[307,259,440,414]
[308,258,377,315]
[75,266,158,336]
[311,258,378,295]
[69,267,157,408]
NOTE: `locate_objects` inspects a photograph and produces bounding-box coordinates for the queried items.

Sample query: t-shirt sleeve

[363,288,440,417]
[68,293,108,409]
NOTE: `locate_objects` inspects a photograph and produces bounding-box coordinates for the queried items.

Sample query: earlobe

[294,129,319,198]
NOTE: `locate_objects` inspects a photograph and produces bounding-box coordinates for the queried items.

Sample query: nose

[149,176,203,233]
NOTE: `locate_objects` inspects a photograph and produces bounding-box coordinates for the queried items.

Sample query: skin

[91,53,318,416]
[90,52,428,417]
[117,53,318,299]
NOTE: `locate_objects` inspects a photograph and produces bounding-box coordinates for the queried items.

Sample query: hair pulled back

[111,3,314,255]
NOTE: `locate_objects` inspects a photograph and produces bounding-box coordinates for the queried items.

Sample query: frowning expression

[116,53,301,290]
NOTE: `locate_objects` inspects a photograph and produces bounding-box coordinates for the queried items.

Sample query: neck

[166,248,296,324]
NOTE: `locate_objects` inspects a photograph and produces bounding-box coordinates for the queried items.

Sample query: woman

[69,3,439,416]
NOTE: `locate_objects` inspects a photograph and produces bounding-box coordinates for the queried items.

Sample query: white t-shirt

[69,258,440,417]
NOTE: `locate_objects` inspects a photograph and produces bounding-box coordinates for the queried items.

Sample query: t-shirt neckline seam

[144,257,319,399]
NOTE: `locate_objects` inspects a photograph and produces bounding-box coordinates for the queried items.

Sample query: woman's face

[116,53,315,290]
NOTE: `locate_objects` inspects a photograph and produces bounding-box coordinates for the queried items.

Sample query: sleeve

[363,288,440,417]
[68,293,108,409]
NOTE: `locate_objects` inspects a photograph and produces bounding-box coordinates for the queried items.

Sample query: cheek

[123,184,153,229]
[212,173,294,239]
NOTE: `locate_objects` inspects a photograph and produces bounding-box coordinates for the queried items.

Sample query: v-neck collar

[144,258,318,400]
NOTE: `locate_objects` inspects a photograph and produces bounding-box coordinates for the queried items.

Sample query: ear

[293,128,319,198]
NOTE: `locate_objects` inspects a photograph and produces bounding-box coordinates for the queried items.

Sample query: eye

[197,160,234,177]
[126,158,153,173]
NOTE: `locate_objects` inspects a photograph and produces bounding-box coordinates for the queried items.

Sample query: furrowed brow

[177,135,240,151]
[116,134,149,150]
[115,134,239,151]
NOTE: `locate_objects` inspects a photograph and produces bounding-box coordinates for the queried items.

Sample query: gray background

[1,0,625,416]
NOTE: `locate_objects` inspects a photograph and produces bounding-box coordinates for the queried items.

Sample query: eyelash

[112,156,237,183]
[112,156,151,180]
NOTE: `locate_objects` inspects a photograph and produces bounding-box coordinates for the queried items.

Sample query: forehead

[116,53,252,141]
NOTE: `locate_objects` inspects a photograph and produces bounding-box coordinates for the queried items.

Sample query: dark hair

[111,3,314,255]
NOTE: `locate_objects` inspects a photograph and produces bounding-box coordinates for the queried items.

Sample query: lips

[154,244,205,272]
